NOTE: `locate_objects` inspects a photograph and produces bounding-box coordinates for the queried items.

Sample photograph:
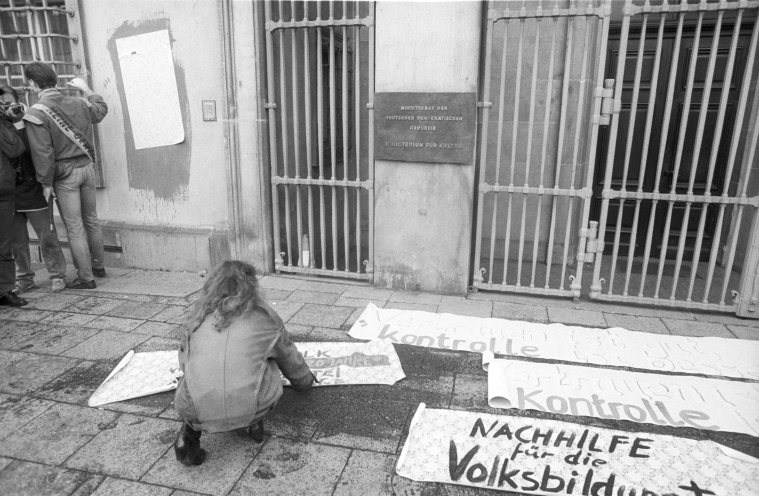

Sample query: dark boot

[247,420,264,443]
[174,423,207,466]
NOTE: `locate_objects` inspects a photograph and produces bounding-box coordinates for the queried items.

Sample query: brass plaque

[375,92,476,164]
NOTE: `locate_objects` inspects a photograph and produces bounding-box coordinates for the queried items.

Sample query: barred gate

[263,1,374,280]
[473,0,759,317]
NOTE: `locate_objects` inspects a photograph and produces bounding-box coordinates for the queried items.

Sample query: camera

[1,103,24,122]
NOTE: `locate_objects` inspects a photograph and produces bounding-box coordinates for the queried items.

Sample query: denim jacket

[174,300,314,433]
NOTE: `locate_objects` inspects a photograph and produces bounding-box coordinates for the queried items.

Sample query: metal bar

[718,16,759,304]
[592,293,736,313]
[266,17,371,32]
[472,1,496,289]
[638,6,686,298]
[690,10,743,302]
[317,7,327,270]
[602,190,758,206]
[264,1,283,268]
[628,0,759,15]
[342,5,349,272]
[588,1,628,299]
[291,1,304,266]
[274,263,372,280]
[329,1,338,271]
[42,2,56,65]
[545,10,573,290]
[624,12,665,296]
[492,4,607,20]
[562,14,591,291]
[670,9,723,299]
[532,16,558,288]
[610,13,648,296]
[503,17,525,285]
[0,6,72,14]
[304,8,315,269]
[654,6,703,299]
[517,19,541,287]
[489,18,510,284]
[367,1,375,275]
[354,15,361,273]
[278,1,293,267]
[477,283,575,298]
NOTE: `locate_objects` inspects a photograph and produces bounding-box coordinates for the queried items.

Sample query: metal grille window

[0,0,100,182]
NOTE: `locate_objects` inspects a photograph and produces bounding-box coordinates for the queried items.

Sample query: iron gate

[473,0,759,317]
[263,1,374,280]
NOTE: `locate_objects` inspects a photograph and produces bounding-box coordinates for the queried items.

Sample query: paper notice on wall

[348,303,759,380]
[486,359,759,436]
[287,339,405,386]
[396,404,759,495]
[115,29,184,149]
[88,350,182,407]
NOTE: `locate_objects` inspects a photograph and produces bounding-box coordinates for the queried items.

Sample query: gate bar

[304,13,316,268]
[329,1,338,271]
[342,6,349,273]
[291,2,304,267]
[278,1,294,267]
[687,10,743,301]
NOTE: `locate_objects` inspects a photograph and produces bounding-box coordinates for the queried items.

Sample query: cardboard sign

[286,340,405,386]
[348,303,759,380]
[486,359,759,436]
[88,350,182,407]
[397,404,759,495]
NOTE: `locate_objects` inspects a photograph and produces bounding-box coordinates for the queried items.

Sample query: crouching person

[173,260,316,466]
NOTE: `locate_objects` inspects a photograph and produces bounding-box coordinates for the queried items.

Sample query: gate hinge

[577,220,602,263]
[264,102,277,110]
[593,79,616,126]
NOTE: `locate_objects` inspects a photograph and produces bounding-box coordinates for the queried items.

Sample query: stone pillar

[373,2,482,294]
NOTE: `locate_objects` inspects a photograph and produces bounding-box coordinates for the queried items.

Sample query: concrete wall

[373,2,481,294]
[77,0,261,271]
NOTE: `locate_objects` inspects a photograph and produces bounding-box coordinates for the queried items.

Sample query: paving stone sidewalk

[0,269,756,495]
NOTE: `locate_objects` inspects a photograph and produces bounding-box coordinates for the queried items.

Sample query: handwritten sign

[348,303,759,380]
[286,340,405,386]
[396,404,759,495]
[486,359,759,436]
[375,92,476,164]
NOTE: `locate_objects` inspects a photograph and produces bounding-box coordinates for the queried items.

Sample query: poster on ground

[348,303,759,380]
[486,359,759,436]
[396,404,759,495]
[88,350,182,407]
[286,339,405,386]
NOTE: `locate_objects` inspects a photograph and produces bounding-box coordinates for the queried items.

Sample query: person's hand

[66,77,92,94]
[43,185,54,202]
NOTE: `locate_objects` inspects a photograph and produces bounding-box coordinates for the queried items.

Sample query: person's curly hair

[185,260,260,333]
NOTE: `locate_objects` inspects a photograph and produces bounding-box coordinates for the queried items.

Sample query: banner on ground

[88,350,182,407]
[348,303,759,380]
[89,340,404,406]
[396,404,759,495]
[486,359,759,436]
[286,339,405,386]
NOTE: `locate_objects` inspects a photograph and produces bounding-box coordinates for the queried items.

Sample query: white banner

[487,359,759,436]
[88,350,182,407]
[397,404,759,495]
[348,303,759,380]
[289,340,405,386]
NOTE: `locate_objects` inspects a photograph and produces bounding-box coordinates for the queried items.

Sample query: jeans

[54,163,104,283]
[12,209,67,282]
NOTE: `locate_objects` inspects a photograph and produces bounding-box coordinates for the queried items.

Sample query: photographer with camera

[23,63,108,290]
[0,87,27,307]
[1,86,67,294]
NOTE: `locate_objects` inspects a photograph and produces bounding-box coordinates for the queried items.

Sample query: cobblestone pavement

[0,269,756,495]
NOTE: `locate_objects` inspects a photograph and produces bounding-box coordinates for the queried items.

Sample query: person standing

[1,86,67,293]
[23,62,108,289]
[0,95,28,307]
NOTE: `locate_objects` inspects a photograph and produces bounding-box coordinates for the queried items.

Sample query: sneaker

[174,424,206,466]
[66,279,96,290]
[247,420,264,443]
[93,267,106,278]
[51,279,66,292]
[14,279,36,294]
[0,291,28,307]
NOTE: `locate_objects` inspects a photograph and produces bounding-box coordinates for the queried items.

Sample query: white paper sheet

[348,303,759,380]
[116,29,184,149]
[396,404,759,495]
[285,339,405,386]
[88,350,182,407]
[486,359,759,436]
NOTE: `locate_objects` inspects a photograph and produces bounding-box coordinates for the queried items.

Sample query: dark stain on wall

[107,19,191,200]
